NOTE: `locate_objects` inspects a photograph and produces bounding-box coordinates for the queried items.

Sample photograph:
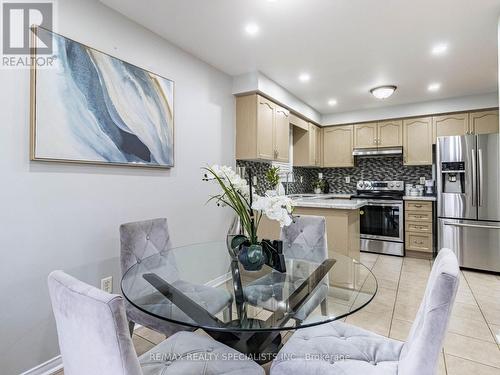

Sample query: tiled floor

[54,253,500,375]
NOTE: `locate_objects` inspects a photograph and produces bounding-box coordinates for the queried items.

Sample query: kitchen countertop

[292,197,366,209]
[403,196,437,201]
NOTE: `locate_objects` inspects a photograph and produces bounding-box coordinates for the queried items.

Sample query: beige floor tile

[132,334,155,356]
[454,289,477,306]
[393,302,420,322]
[376,277,399,291]
[345,309,392,336]
[437,351,447,375]
[389,318,412,341]
[444,332,500,368]
[445,354,500,375]
[451,301,483,322]
[135,326,166,345]
[489,324,500,346]
[448,315,495,342]
[477,298,500,325]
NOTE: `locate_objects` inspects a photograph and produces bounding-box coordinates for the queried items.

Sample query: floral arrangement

[203,165,294,245]
[312,179,326,191]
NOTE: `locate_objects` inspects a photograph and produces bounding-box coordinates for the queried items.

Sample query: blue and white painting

[33,28,174,167]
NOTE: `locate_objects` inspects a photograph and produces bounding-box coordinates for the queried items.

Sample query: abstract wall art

[31,27,174,168]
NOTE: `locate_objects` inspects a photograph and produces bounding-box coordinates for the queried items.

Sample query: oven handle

[364,202,403,208]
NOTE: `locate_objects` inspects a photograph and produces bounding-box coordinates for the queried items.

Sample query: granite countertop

[292,197,366,210]
[403,196,437,201]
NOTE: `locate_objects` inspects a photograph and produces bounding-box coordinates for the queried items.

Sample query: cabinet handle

[414,204,423,208]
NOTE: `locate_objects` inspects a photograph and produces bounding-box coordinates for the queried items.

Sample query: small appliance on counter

[424,180,435,196]
[405,184,424,197]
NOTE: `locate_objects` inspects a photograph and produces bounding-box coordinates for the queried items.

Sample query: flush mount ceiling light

[244,23,260,36]
[432,43,448,56]
[428,82,441,92]
[370,85,397,99]
[298,73,311,82]
[328,99,338,106]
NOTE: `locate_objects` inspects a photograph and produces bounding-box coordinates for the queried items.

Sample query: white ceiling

[101,0,500,115]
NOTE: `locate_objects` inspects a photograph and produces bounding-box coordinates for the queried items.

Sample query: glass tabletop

[121,241,377,333]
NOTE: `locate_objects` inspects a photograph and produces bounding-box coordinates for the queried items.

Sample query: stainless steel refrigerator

[437,134,500,272]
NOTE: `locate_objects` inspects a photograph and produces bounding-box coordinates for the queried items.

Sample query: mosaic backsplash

[237,156,433,194]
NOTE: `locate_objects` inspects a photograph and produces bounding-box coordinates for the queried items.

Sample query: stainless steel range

[353,180,405,256]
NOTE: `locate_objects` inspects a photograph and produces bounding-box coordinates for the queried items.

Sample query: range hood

[352,146,403,157]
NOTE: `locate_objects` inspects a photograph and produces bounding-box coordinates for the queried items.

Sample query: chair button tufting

[370,361,377,366]
[165,361,172,366]
[146,235,150,240]
[330,359,335,364]
[206,347,213,352]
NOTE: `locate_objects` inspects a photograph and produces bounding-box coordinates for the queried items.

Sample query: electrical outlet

[101,276,113,293]
[253,176,258,185]
[300,176,303,183]
[345,176,351,184]
[419,177,426,185]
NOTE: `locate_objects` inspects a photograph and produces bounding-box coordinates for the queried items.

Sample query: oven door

[360,200,404,242]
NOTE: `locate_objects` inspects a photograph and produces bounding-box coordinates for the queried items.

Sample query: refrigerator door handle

[471,148,477,207]
[478,148,484,207]
[444,222,500,230]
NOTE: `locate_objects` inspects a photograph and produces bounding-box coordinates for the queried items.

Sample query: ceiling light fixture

[428,83,441,92]
[244,23,259,36]
[432,43,448,56]
[298,73,311,82]
[328,99,338,106]
[370,85,397,99]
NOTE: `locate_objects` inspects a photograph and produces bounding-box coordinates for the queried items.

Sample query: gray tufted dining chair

[244,215,329,321]
[120,218,233,336]
[48,271,263,375]
[270,248,460,375]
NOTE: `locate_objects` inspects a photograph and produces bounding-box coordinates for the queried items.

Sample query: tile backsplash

[237,156,433,194]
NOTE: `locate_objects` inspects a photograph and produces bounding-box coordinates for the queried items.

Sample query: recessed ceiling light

[328,99,338,106]
[244,23,259,36]
[432,43,448,56]
[298,73,311,82]
[428,83,441,92]
[370,85,397,99]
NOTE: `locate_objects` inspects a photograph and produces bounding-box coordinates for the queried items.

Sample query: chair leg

[320,299,329,316]
[128,321,135,337]
[223,304,233,322]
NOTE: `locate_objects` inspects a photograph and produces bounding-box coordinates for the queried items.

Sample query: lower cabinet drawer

[406,232,433,252]
[406,221,432,233]
[405,211,433,222]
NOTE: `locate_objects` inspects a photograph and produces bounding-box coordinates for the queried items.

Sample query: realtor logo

[2,1,53,55]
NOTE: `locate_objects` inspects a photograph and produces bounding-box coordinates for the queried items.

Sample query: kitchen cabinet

[405,200,434,258]
[433,113,469,140]
[353,123,377,148]
[293,122,321,167]
[378,120,403,147]
[403,117,433,165]
[236,94,290,162]
[354,121,402,148]
[323,125,354,167]
[469,110,499,135]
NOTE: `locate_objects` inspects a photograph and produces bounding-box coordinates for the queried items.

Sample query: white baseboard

[19,355,63,375]
[21,273,231,375]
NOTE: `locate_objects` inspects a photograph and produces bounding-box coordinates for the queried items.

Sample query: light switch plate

[101,276,113,293]
[300,176,303,183]
[419,177,426,184]
[345,176,351,184]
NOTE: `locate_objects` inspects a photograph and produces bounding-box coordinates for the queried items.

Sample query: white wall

[0,0,235,373]
[322,92,498,125]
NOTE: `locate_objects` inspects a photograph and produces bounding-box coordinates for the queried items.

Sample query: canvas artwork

[31,28,174,168]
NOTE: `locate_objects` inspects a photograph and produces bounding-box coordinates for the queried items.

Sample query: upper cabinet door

[433,113,469,138]
[354,123,377,148]
[323,125,354,167]
[315,126,323,166]
[403,117,433,165]
[378,120,403,147]
[256,97,275,160]
[274,105,290,162]
[308,123,317,165]
[469,110,499,135]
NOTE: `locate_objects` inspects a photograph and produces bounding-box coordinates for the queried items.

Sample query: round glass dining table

[122,241,377,361]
